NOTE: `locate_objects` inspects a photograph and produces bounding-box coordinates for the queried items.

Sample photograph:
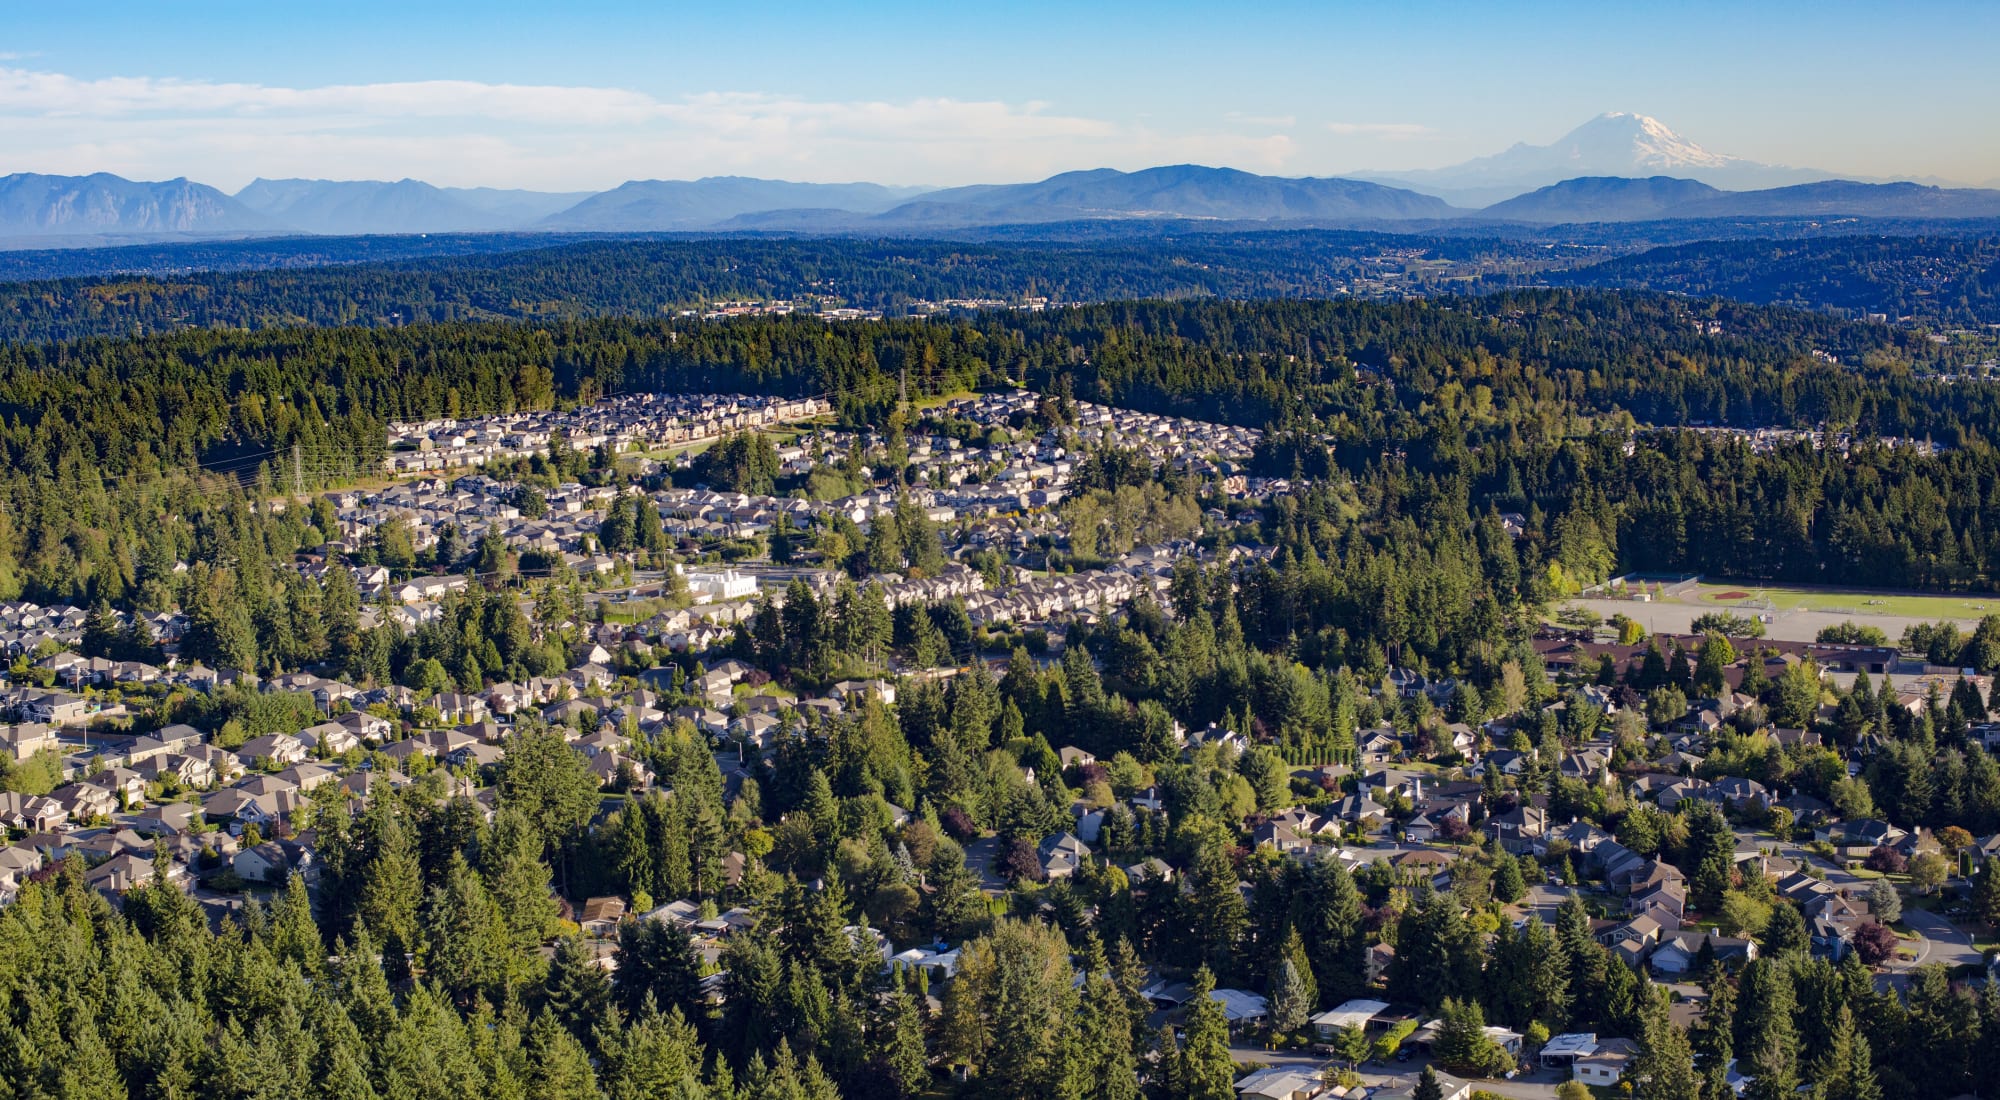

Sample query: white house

[1311,998,1390,1041]
[1234,1065,1323,1100]
[1573,1038,1639,1086]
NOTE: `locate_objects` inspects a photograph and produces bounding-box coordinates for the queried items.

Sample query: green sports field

[1693,582,2000,622]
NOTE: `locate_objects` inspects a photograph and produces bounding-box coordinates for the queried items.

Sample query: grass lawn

[1692,581,2000,620]
[642,438,718,461]
[910,388,979,411]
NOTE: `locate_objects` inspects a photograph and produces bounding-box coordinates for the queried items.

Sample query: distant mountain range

[843,165,1455,227]
[234,179,593,234]
[1482,176,2000,224]
[540,177,930,231]
[5,113,2000,247]
[1356,112,1836,206]
[0,173,282,239]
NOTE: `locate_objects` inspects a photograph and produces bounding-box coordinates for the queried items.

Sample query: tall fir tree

[1175,967,1236,1100]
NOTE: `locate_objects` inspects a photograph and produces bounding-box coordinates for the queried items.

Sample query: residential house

[1331,793,1387,828]
[1712,776,1771,813]
[1487,805,1548,855]
[299,721,363,755]
[1649,931,1757,977]
[1538,1032,1601,1070]
[1203,988,1270,1032]
[86,851,188,900]
[236,734,308,768]
[1057,746,1097,769]
[52,783,119,822]
[0,792,66,832]
[578,896,627,936]
[1037,832,1092,879]
[235,840,313,885]
[1311,998,1390,1041]
[1366,943,1395,985]
[1252,821,1312,857]
[1808,894,1870,960]
[1233,1066,1323,1100]
[0,723,58,762]
[1573,1038,1640,1086]
[130,802,199,837]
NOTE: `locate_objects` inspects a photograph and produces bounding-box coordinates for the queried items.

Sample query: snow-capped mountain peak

[1356,111,1830,205]
[1564,111,1737,170]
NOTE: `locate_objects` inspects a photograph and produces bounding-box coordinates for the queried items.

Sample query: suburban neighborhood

[3,387,1998,1100]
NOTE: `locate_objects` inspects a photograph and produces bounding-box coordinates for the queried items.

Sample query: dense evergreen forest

[3,289,2000,606]
[11,228,2000,347]
[1542,235,2000,327]
[0,232,629,283]
[0,234,1556,344]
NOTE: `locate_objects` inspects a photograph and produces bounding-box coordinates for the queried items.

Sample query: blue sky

[3,0,1996,190]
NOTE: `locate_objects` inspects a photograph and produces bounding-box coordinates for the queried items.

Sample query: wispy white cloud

[1225,112,1297,128]
[1325,121,1433,138]
[0,67,1299,189]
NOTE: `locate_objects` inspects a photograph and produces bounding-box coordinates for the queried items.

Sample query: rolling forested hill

[1542,235,2000,326]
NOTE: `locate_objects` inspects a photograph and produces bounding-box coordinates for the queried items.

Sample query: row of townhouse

[943,392,1264,464]
[319,477,617,572]
[963,565,1165,627]
[384,393,831,475]
[869,563,988,608]
[0,599,89,656]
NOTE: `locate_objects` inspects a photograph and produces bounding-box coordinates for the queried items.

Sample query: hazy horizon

[5,0,1999,191]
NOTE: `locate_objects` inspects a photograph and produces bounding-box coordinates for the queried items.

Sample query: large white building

[678,566,758,602]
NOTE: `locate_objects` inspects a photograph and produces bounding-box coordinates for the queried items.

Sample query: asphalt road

[1902,907,1983,971]
[1768,837,1984,972]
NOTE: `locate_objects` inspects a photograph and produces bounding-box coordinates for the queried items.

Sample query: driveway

[960,836,1008,892]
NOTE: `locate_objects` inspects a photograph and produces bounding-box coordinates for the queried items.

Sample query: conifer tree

[1630,992,1701,1100]
[269,871,325,977]
[1299,860,1364,1003]
[1492,850,1527,903]
[1269,957,1312,1037]
[1176,967,1235,1100]
[1973,856,2000,926]
[543,936,615,1049]
[524,1013,604,1100]
[357,798,423,965]
[600,996,705,1100]
[1274,925,1318,1020]
[616,917,704,1027]
[1817,1004,1881,1100]
[1737,960,1799,1100]
[421,853,511,1006]
[486,808,560,977]
[1760,902,1809,957]
[1433,996,1505,1077]
[875,987,930,1099]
